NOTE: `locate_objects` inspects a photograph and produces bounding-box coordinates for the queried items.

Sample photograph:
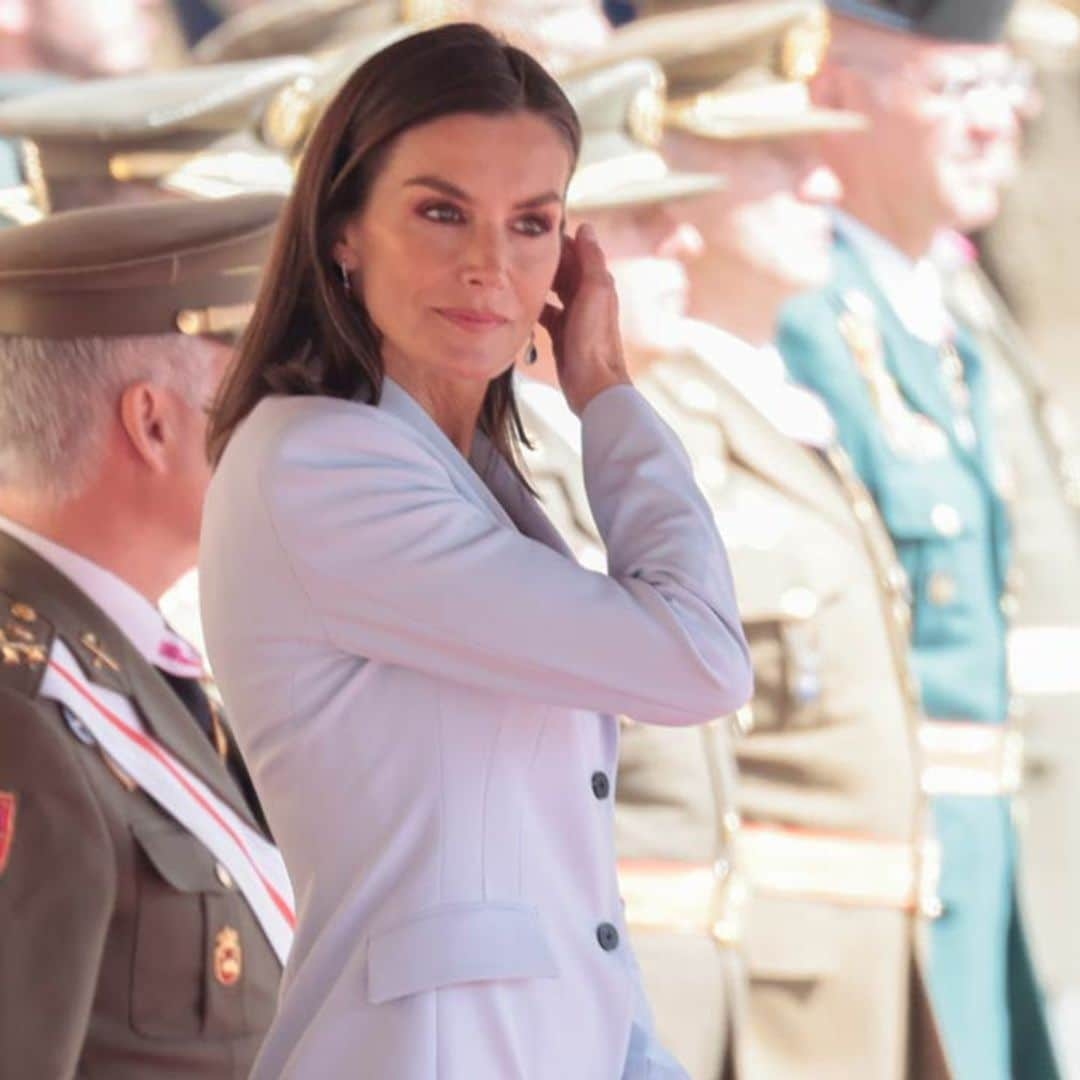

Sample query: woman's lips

[435,308,510,332]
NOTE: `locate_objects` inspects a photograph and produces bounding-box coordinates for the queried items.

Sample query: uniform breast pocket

[878,489,975,645]
[130,821,252,1040]
[741,585,833,734]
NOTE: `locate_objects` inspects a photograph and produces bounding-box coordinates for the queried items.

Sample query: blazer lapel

[0,532,259,830]
[472,432,576,559]
[378,377,517,530]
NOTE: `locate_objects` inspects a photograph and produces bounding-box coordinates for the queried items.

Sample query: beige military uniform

[944,253,1080,1002]
[636,342,950,1080]
[517,378,746,1080]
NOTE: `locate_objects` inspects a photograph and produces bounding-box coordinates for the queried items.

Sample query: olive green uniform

[0,533,281,1078]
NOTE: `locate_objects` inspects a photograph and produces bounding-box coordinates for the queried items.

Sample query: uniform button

[596,922,620,951]
[853,499,875,523]
[927,572,958,606]
[732,705,755,736]
[723,810,742,834]
[591,771,610,799]
[931,503,963,538]
[780,586,818,620]
[215,863,234,890]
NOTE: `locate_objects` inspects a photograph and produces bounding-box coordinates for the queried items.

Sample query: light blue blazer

[198,379,752,1079]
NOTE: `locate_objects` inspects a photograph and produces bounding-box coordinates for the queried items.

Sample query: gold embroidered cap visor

[567,131,722,211]
[0,193,283,339]
[582,0,866,141]
[561,58,723,213]
[192,0,458,64]
[0,57,311,206]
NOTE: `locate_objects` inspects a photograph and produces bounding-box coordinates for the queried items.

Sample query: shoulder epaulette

[0,590,54,697]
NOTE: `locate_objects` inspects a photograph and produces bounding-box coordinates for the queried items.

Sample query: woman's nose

[462,223,509,287]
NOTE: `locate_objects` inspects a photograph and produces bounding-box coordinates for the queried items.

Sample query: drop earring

[339,263,350,291]
[525,331,538,366]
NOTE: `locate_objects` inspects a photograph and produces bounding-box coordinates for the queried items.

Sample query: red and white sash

[41,639,295,965]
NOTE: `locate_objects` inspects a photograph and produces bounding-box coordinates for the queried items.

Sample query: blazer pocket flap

[742,894,840,981]
[132,821,226,894]
[367,902,560,1005]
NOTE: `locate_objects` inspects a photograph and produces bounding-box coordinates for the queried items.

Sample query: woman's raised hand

[539,223,632,417]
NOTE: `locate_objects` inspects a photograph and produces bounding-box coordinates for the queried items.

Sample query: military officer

[936,222,1080,1054]
[777,3,1059,1077]
[579,3,950,1077]
[931,7,1080,1038]
[0,194,292,1078]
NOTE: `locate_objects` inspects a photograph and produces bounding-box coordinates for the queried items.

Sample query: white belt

[735,824,942,919]
[920,719,1024,797]
[618,859,745,946]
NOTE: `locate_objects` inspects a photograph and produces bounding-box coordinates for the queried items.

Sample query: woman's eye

[420,202,465,224]
[513,214,554,237]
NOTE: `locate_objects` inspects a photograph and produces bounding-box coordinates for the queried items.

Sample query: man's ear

[118,382,170,474]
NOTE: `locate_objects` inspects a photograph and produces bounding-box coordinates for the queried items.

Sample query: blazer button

[591,771,610,799]
[596,923,620,952]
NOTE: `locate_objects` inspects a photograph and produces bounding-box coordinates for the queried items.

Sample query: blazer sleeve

[258,385,751,726]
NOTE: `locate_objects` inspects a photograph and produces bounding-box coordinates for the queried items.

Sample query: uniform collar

[675,318,836,450]
[0,513,204,678]
[833,210,955,347]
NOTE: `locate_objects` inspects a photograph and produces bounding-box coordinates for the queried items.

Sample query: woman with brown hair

[199,23,751,1079]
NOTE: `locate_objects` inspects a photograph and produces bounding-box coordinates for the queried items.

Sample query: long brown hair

[207,22,580,466]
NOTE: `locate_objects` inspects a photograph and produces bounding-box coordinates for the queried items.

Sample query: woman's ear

[333,216,362,271]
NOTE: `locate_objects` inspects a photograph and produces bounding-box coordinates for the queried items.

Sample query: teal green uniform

[778,228,1059,1080]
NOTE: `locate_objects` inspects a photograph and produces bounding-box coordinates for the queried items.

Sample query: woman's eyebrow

[403,175,561,209]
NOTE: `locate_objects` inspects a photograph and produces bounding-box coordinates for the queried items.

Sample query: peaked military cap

[826,0,1017,42]
[0,58,309,213]
[260,26,415,159]
[562,58,722,210]
[193,0,455,64]
[0,193,284,339]
[582,0,864,140]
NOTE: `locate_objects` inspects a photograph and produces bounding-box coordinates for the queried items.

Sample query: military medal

[839,291,949,462]
[213,926,243,987]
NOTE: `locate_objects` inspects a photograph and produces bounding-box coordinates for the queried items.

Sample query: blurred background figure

[0,0,168,78]
[935,1,1080,1068]
[589,2,949,1076]
[778,2,1060,1077]
[983,0,1080,415]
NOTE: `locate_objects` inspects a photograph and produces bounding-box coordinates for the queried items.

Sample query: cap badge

[780,8,831,83]
[628,71,667,149]
[262,75,318,157]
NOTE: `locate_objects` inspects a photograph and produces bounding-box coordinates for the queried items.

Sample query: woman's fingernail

[579,223,596,243]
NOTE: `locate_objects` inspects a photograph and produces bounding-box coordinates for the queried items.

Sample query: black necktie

[156,669,272,838]
[158,669,218,747]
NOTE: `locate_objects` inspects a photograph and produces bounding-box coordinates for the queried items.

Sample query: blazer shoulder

[223,392,446,484]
